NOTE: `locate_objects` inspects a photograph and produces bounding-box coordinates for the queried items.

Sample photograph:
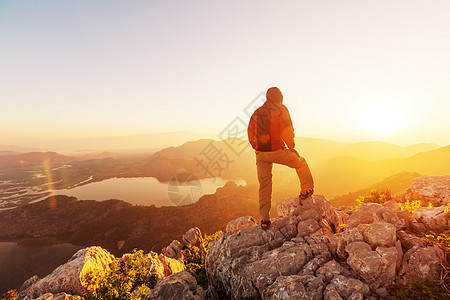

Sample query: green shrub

[0,290,17,300]
[390,278,450,299]
[183,231,221,289]
[85,249,157,300]
[352,189,392,210]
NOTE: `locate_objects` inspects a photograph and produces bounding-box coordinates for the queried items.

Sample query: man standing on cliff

[247,87,314,229]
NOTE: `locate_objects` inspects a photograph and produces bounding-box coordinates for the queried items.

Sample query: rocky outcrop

[397,245,445,283]
[206,188,447,299]
[16,226,199,300]
[411,206,448,234]
[399,175,450,206]
[145,271,205,300]
[13,176,449,299]
[206,195,359,299]
[226,216,257,234]
[17,247,115,300]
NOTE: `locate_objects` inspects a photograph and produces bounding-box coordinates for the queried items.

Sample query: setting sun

[352,98,407,137]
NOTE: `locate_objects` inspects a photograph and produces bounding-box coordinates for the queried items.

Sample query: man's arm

[247,113,257,149]
[280,106,295,149]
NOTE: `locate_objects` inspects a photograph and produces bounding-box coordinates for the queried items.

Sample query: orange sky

[1,1,449,147]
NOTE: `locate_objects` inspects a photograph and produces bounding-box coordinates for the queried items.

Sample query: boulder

[297,218,321,237]
[363,222,396,249]
[411,206,448,234]
[383,200,400,211]
[182,227,203,247]
[398,245,444,283]
[375,247,398,287]
[329,275,370,299]
[161,240,183,260]
[324,284,343,300]
[315,260,351,283]
[397,230,424,251]
[206,201,335,299]
[345,203,380,228]
[336,228,364,259]
[145,270,205,300]
[277,195,339,233]
[17,247,115,299]
[346,203,401,229]
[226,216,257,234]
[262,275,308,299]
[401,175,450,206]
[345,242,392,288]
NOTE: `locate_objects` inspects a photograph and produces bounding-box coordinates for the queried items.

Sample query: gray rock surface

[145,270,205,300]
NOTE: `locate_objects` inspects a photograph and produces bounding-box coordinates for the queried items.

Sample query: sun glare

[352,97,406,137]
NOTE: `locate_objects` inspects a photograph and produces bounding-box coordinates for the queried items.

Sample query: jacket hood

[266,87,283,104]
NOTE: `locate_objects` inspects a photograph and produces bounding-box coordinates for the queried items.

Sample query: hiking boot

[299,189,314,199]
[260,219,271,230]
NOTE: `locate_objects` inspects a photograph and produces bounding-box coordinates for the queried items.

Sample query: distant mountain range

[138,137,448,198]
[312,145,450,197]
[331,171,423,207]
[0,137,448,199]
[0,152,75,171]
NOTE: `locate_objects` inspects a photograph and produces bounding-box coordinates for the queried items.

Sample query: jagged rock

[145,270,205,300]
[277,196,301,217]
[300,254,331,276]
[329,275,370,299]
[398,245,444,283]
[262,275,308,299]
[383,200,400,211]
[337,228,364,259]
[298,275,325,300]
[35,293,82,300]
[363,221,396,249]
[374,206,402,229]
[401,175,450,206]
[348,291,364,300]
[397,230,424,250]
[18,275,40,293]
[206,195,344,299]
[324,284,343,300]
[182,227,203,247]
[277,195,339,233]
[396,210,410,230]
[226,216,257,233]
[17,246,115,300]
[346,203,401,229]
[161,240,183,260]
[411,206,448,234]
[395,240,403,272]
[375,247,398,287]
[316,260,351,283]
[345,242,392,288]
[297,218,321,237]
[345,203,380,228]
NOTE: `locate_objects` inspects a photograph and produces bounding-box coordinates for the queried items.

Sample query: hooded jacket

[247,87,295,151]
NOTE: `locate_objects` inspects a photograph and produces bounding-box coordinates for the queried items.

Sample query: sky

[1,0,450,148]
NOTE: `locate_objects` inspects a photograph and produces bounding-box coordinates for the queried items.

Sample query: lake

[34,176,246,207]
[0,241,82,294]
